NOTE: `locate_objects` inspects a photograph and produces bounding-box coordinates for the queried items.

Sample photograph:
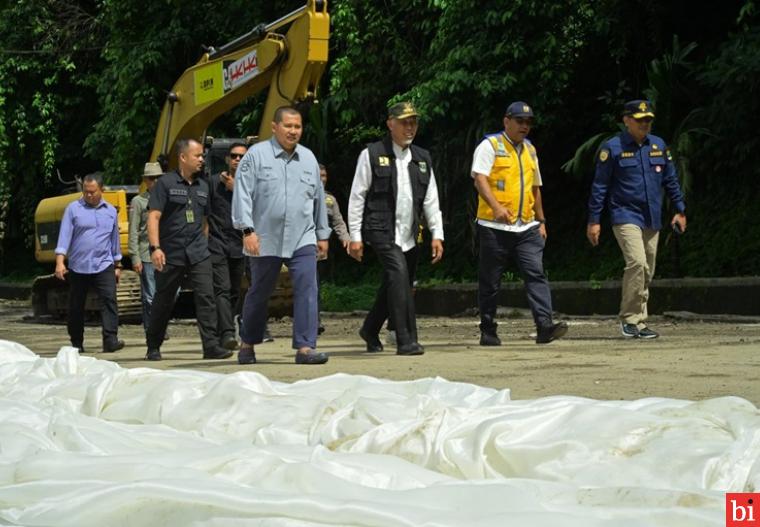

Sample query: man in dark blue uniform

[144,138,232,361]
[587,100,687,339]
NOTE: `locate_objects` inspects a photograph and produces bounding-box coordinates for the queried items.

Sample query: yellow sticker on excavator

[194,63,224,105]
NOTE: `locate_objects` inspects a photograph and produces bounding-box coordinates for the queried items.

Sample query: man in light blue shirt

[232,106,331,365]
[55,173,124,354]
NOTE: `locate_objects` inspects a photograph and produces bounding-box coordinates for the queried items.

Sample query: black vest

[362,137,433,245]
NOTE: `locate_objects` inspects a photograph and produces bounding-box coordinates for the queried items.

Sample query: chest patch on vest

[378,156,390,167]
[169,188,189,197]
[418,161,428,173]
[621,152,635,158]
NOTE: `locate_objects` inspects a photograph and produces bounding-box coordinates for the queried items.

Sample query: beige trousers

[612,224,659,327]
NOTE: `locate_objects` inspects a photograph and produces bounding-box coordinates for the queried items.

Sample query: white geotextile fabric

[0,340,756,526]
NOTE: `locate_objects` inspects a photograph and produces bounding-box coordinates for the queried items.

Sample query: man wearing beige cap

[348,101,445,356]
[128,162,162,334]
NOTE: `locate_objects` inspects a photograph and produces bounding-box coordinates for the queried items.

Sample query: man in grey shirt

[128,162,162,334]
[232,106,331,365]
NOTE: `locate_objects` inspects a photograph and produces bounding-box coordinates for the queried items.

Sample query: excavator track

[32,270,143,320]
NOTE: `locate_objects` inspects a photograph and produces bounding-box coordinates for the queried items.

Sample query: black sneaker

[203,347,233,360]
[103,339,125,353]
[397,342,425,356]
[621,323,639,338]
[638,326,659,339]
[222,335,239,350]
[536,322,568,344]
[480,332,502,346]
[359,328,384,353]
[145,348,162,361]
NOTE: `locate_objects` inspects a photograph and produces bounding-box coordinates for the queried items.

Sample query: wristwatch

[537,219,546,224]
[149,245,161,253]
[242,227,255,236]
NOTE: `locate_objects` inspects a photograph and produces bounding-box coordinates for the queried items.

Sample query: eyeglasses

[229,153,245,160]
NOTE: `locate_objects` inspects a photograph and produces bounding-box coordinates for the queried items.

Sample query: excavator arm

[150,0,329,168]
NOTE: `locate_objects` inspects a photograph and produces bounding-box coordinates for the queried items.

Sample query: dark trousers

[363,243,419,346]
[67,265,119,348]
[146,257,219,353]
[478,224,553,329]
[211,254,245,340]
[241,245,318,349]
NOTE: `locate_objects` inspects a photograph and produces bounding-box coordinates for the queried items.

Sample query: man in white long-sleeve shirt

[347,101,444,356]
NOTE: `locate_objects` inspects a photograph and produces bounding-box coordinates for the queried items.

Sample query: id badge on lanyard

[186,196,194,223]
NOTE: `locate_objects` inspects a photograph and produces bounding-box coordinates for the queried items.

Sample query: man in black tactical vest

[347,102,445,356]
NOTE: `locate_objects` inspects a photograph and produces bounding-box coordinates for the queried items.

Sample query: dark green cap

[388,101,419,120]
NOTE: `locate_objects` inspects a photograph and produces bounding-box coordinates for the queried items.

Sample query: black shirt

[207,172,243,258]
[148,170,211,266]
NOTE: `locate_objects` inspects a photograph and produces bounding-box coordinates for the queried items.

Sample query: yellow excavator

[32,0,330,319]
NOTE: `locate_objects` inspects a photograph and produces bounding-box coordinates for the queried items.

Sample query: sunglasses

[229,153,245,160]
[633,116,654,123]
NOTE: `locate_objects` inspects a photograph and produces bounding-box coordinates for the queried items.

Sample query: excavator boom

[150,0,329,168]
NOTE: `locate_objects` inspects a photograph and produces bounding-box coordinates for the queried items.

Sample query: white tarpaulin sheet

[0,339,755,526]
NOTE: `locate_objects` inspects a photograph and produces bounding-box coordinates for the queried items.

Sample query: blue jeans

[139,261,157,332]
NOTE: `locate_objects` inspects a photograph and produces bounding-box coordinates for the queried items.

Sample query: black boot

[479,316,501,346]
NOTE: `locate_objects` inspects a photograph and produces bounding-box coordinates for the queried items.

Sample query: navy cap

[623,99,655,119]
[505,101,534,118]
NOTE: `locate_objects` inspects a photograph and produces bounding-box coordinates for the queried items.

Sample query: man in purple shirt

[55,173,125,354]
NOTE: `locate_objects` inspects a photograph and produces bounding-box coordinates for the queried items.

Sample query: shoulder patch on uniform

[325,195,334,206]
[599,149,609,162]
[666,148,673,161]
[621,151,635,158]
[378,156,390,167]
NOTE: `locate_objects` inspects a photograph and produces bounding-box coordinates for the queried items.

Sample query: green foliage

[0,0,103,269]
[319,282,376,312]
[1,0,759,283]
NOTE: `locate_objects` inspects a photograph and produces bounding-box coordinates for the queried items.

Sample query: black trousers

[362,243,419,345]
[66,265,119,349]
[211,254,245,340]
[146,257,219,353]
[478,224,553,329]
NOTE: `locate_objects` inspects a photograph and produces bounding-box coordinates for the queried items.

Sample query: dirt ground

[1,299,759,404]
